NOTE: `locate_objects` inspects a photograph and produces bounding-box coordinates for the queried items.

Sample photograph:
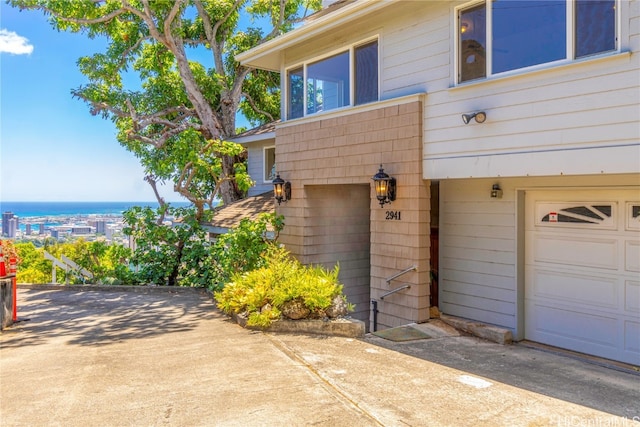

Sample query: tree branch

[278,0,286,32]
[127,0,165,45]
[164,0,185,34]
[193,0,220,73]
[16,3,127,25]
[144,175,167,224]
[117,35,153,68]
[212,2,235,76]
[241,91,274,122]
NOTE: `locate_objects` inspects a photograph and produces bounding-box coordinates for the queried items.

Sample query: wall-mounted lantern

[372,165,397,208]
[272,174,291,205]
[491,183,503,199]
[462,111,487,124]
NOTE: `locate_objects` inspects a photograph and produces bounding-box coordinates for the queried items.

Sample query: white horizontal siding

[439,178,518,330]
[381,2,449,97]
[244,140,274,197]
[417,1,639,179]
[439,174,640,332]
[426,144,640,179]
[344,1,640,179]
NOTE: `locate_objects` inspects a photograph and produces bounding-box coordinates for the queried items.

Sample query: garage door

[525,189,640,365]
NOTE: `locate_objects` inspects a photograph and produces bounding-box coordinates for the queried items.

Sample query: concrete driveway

[1,286,638,426]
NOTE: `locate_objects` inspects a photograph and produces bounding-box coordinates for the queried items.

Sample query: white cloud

[0,29,34,55]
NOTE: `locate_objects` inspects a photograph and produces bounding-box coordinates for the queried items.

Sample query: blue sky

[0,3,251,202]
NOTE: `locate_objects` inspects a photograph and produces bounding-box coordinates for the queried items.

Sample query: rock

[326,295,348,318]
[281,298,310,320]
[261,303,272,313]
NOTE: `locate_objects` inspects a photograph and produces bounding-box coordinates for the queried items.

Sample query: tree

[10,0,321,218]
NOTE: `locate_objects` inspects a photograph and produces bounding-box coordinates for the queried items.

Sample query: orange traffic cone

[0,241,6,277]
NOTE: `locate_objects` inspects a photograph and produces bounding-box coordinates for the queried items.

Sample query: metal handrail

[385,265,417,284]
[380,284,411,300]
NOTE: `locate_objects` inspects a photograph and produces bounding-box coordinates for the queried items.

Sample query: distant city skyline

[0,3,252,202]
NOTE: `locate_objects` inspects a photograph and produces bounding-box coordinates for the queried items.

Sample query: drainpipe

[371,299,378,332]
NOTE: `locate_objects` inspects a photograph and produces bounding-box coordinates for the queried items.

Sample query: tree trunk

[168,240,185,287]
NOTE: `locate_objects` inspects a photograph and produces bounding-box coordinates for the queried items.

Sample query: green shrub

[209,213,284,290]
[215,245,352,327]
[123,205,214,287]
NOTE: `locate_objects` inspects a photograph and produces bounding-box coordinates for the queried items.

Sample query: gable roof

[205,191,275,235]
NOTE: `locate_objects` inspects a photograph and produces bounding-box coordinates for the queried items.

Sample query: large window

[458,0,617,83]
[286,39,379,119]
[307,51,350,115]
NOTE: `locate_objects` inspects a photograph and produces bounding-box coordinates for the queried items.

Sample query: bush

[123,205,213,287]
[209,212,284,290]
[11,240,137,285]
[215,245,353,327]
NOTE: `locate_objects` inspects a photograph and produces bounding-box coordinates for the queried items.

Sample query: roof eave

[231,131,276,145]
[237,0,394,71]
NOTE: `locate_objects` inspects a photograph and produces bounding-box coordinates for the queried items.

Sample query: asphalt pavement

[1,286,638,426]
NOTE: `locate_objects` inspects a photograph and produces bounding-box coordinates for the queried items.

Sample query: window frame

[263,145,276,184]
[284,36,380,120]
[455,0,620,85]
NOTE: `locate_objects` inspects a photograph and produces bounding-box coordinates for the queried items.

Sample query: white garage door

[525,189,640,365]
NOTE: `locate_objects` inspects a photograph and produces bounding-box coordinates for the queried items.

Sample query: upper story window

[458,0,617,83]
[287,39,379,120]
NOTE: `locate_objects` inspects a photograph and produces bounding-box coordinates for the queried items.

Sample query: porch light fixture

[272,174,291,205]
[462,111,486,124]
[491,183,503,199]
[372,165,397,208]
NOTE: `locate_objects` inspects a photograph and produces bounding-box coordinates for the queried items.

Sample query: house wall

[303,184,371,324]
[417,1,640,180]
[265,0,639,333]
[283,1,639,179]
[275,97,431,329]
[243,139,275,197]
[439,173,640,335]
[282,2,639,181]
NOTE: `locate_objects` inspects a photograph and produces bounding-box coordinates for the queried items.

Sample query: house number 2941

[385,211,401,220]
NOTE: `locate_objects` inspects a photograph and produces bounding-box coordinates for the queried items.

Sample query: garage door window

[537,202,615,228]
[628,203,640,231]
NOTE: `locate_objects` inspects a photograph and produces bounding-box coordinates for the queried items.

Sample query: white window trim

[454,0,621,86]
[284,36,379,121]
[263,145,275,184]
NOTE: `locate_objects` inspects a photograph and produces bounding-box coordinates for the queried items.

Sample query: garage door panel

[625,240,640,272]
[531,234,618,270]
[525,189,640,365]
[625,280,640,313]
[624,320,640,355]
[529,268,618,309]
[526,302,618,348]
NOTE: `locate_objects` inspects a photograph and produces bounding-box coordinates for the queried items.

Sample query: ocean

[0,201,192,233]
[0,201,192,219]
